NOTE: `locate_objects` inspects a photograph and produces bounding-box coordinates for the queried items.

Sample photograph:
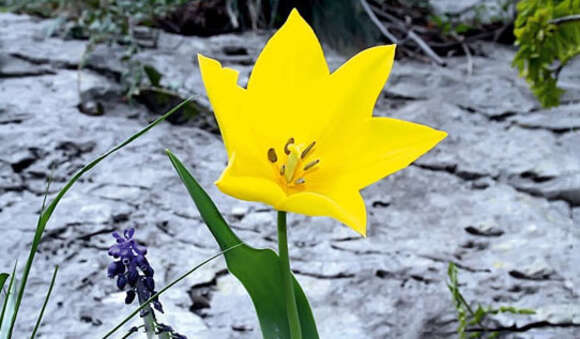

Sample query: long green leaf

[6,96,193,338]
[0,264,17,338]
[30,265,58,339]
[0,274,7,296]
[166,150,319,339]
[102,244,241,338]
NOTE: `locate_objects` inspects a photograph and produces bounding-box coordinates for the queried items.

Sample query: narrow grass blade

[0,264,17,337]
[102,244,240,338]
[29,265,59,339]
[0,274,7,296]
[6,96,193,338]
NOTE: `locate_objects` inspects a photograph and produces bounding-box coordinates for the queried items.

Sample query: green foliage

[2,0,186,37]
[166,150,319,339]
[447,263,535,339]
[0,264,17,338]
[2,0,188,98]
[0,274,7,294]
[70,0,185,98]
[430,14,475,36]
[513,0,580,107]
[30,266,59,339]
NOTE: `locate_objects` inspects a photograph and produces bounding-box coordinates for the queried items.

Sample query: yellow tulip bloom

[198,9,447,236]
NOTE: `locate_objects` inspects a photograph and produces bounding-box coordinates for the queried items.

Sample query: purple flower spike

[107,261,125,278]
[112,232,123,243]
[153,298,164,313]
[117,275,127,290]
[107,228,163,318]
[125,290,136,304]
[124,228,135,239]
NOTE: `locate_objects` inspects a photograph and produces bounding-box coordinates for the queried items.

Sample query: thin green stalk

[134,279,155,339]
[141,308,155,339]
[277,211,302,339]
[134,278,170,339]
[0,274,8,299]
[30,265,58,339]
[0,263,17,332]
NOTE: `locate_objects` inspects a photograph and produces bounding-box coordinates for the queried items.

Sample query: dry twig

[361,0,446,66]
[360,0,398,43]
[549,14,580,25]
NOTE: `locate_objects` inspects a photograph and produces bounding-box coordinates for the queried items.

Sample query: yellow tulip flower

[198,9,447,236]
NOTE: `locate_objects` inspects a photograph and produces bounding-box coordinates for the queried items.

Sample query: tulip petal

[331,45,396,119]
[216,153,287,207]
[316,45,396,158]
[277,189,367,236]
[247,9,329,97]
[339,117,447,189]
[243,9,330,147]
[197,54,245,157]
[198,55,276,182]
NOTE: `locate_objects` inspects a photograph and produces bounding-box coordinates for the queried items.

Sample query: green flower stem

[136,279,169,339]
[277,211,302,339]
[139,303,170,339]
[141,307,156,339]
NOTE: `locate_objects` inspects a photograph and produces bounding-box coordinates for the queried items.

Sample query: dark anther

[303,159,320,171]
[284,138,295,155]
[301,141,316,159]
[268,148,278,163]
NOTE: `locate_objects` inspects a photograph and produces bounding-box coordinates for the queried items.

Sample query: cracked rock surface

[1,12,580,339]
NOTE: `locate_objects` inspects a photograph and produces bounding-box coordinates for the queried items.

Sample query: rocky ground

[1,11,580,339]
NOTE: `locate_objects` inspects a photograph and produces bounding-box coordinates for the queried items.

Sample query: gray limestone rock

[1,11,580,339]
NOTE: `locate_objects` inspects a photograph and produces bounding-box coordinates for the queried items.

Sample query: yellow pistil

[267,139,319,187]
[284,144,301,183]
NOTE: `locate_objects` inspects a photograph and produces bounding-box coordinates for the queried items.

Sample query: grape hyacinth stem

[136,278,156,339]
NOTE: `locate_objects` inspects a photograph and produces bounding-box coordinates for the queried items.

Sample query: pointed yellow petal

[330,45,396,120]
[339,117,447,189]
[315,45,397,157]
[247,9,329,95]
[216,153,286,207]
[199,55,283,189]
[197,54,245,157]
[277,189,367,236]
[241,9,331,147]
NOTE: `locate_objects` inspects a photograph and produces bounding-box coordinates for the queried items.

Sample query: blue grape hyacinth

[107,228,188,338]
[107,228,163,312]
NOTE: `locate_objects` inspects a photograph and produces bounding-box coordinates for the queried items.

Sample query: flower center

[267,137,320,188]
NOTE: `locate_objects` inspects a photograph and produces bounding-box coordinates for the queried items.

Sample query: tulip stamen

[303,159,319,171]
[284,137,295,155]
[301,141,316,159]
[267,148,278,163]
[270,138,319,187]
